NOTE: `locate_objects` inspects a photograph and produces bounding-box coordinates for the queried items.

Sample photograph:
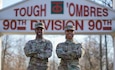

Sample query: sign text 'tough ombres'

[13,2,108,17]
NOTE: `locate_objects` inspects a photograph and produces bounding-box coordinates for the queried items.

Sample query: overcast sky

[3,0,23,8]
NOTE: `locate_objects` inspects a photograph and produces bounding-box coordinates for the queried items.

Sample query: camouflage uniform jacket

[24,38,52,66]
[56,40,82,70]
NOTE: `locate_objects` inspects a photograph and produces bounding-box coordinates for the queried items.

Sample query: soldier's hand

[31,49,37,54]
[74,50,81,58]
[70,50,76,58]
[71,49,81,58]
[66,51,72,55]
[37,54,44,59]
[37,49,44,53]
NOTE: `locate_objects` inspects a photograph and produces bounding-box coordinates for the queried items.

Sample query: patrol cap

[64,25,75,31]
[35,22,44,29]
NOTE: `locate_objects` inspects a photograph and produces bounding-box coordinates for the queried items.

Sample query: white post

[0,38,1,70]
[114,37,115,70]
[0,0,2,69]
[0,34,2,70]
[113,36,115,70]
[112,34,115,70]
[112,0,115,69]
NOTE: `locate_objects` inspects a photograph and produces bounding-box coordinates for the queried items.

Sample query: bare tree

[79,35,106,70]
[14,36,27,70]
[2,35,12,70]
[1,35,27,70]
[79,35,113,70]
[92,0,113,8]
[101,0,112,8]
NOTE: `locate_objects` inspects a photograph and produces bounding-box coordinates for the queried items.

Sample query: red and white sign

[0,0,115,34]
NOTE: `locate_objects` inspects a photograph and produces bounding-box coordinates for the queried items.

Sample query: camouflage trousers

[58,64,80,70]
[58,65,80,70]
[27,64,48,70]
[27,57,48,70]
[58,59,80,70]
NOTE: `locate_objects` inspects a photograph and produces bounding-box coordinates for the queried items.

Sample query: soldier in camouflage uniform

[24,22,53,70]
[56,25,82,70]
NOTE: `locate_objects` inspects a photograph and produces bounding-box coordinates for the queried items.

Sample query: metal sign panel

[0,0,115,34]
